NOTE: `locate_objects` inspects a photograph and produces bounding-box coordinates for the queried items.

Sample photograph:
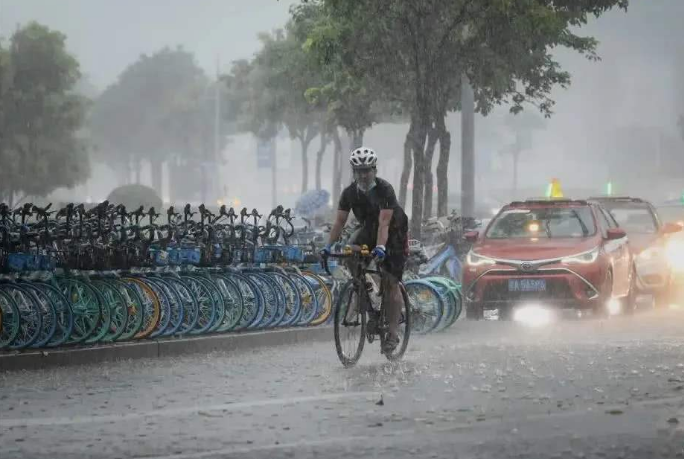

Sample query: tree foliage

[0,22,90,202]
[89,47,223,201]
[224,20,326,194]
[304,0,628,237]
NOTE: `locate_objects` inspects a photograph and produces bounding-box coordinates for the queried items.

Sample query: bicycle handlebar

[320,245,373,275]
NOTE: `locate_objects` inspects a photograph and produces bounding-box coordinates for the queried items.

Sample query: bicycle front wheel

[333,280,366,368]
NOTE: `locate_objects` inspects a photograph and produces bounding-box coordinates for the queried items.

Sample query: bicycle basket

[282,246,304,262]
[168,247,201,265]
[254,246,280,263]
[7,253,29,272]
[38,254,56,271]
[148,248,169,266]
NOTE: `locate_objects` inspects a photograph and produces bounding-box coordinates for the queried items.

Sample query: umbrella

[295,189,331,218]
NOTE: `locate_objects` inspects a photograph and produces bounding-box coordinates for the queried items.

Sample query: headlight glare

[561,247,599,265]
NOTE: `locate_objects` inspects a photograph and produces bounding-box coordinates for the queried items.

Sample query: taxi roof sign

[545,178,564,199]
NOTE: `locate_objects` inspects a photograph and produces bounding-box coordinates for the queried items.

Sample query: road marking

[0,391,379,428]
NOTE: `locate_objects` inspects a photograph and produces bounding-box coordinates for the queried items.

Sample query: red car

[463,199,635,320]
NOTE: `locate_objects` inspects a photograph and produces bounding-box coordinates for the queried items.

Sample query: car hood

[474,237,598,261]
[626,233,660,253]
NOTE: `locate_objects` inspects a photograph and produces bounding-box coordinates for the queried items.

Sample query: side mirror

[464,231,479,243]
[606,228,626,240]
[662,222,682,235]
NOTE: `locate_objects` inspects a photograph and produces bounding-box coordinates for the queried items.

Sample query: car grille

[481,276,574,302]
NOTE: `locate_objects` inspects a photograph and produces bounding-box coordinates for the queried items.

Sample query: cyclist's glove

[371,245,387,260]
[319,244,332,258]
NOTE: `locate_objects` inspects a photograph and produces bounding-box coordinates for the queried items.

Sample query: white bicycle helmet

[349,147,378,168]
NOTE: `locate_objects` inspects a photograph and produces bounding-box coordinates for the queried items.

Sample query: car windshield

[605,204,658,234]
[486,207,596,239]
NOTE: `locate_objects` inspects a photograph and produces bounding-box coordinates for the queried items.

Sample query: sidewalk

[0,326,332,372]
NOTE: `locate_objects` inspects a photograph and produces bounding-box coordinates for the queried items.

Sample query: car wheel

[498,305,513,321]
[594,270,613,319]
[623,266,637,315]
[465,300,484,320]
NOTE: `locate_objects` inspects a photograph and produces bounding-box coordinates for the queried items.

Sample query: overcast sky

[2,0,683,204]
[0,0,298,88]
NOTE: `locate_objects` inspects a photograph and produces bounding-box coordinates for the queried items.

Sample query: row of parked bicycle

[0,266,337,350]
[0,201,464,350]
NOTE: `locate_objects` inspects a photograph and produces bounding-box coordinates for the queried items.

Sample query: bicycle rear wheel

[115,279,146,341]
[212,274,244,332]
[333,280,366,368]
[123,278,161,339]
[21,283,58,349]
[0,289,21,349]
[302,271,333,326]
[181,276,216,335]
[404,280,443,334]
[91,279,129,343]
[2,283,42,349]
[164,277,198,335]
[271,272,300,328]
[34,282,74,348]
[191,276,224,333]
[59,278,102,345]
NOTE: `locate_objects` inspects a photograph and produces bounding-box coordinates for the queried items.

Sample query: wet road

[3,305,684,458]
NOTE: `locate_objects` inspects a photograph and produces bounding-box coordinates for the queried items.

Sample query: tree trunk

[436,117,451,217]
[134,157,141,185]
[300,125,319,195]
[115,162,128,187]
[512,149,520,198]
[332,128,343,205]
[423,125,439,220]
[340,131,353,189]
[300,137,310,194]
[124,155,132,185]
[399,125,414,209]
[351,130,363,149]
[461,73,475,217]
[409,116,429,240]
[301,140,309,194]
[315,131,328,191]
[151,159,163,198]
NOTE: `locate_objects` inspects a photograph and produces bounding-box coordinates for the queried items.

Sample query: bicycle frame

[419,243,463,280]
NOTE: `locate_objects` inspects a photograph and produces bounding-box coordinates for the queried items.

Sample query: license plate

[508,279,546,292]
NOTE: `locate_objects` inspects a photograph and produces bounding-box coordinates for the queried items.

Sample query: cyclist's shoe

[382,334,400,354]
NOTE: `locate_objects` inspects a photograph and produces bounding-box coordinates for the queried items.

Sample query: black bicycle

[322,244,411,367]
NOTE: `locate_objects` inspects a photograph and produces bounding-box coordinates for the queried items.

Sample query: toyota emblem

[520,262,534,272]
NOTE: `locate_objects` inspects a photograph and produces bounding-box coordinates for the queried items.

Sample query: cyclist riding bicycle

[321,146,409,354]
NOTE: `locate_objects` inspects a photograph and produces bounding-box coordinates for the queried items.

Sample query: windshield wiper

[570,209,589,236]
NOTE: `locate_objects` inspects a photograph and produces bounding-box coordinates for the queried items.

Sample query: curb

[0,326,333,372]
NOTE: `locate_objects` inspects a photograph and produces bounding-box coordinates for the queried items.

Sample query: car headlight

[466,251,496,266]
[561,247,599,265]
[638,247,661,261]
[666,240,684,271]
